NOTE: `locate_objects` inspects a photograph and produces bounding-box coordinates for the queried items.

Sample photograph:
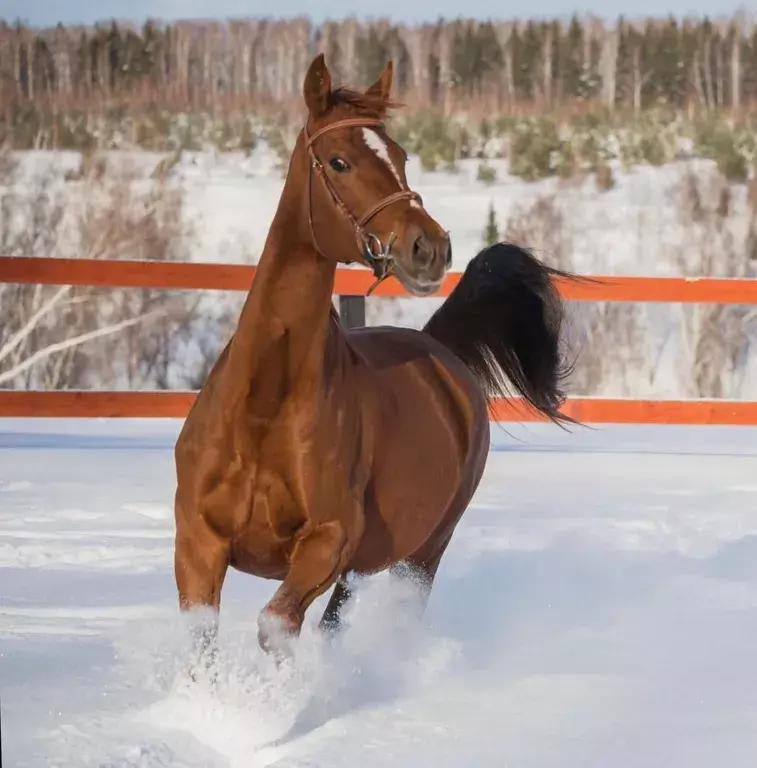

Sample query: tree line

[1,13,756,119]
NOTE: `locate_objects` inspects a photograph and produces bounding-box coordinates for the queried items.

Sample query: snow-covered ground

[2,418,757,767]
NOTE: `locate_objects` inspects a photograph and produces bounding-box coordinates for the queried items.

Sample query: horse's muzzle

[398,225,452,287]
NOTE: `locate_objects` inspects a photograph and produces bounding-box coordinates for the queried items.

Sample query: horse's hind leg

[174,512,230,676]
[390,534,451,616]
[318,577,352,634]
[315,538,450,638]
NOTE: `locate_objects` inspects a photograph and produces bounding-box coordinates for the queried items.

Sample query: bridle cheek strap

[302,117,424,292]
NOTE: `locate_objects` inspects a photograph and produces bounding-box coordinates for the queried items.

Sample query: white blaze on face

[362,127,421,208]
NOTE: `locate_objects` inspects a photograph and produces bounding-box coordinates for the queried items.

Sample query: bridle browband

[302,116,424,295]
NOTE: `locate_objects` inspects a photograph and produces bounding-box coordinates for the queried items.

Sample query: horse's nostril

[410,231,449,271]
[412,234,424,260]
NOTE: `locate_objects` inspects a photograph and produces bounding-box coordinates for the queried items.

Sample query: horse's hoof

[186,646,220,686]
[184,662,219,692]
[257,610,299,661]
[184,636,220,688]
[318,617,342,640]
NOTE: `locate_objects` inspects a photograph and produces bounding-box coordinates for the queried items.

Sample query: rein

[303,117,424,296]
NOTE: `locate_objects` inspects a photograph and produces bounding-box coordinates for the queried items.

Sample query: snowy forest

[2,12,757,139]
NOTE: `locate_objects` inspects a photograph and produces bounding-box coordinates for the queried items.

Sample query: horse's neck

[226,216,338,405]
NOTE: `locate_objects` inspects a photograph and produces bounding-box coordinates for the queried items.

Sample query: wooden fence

[2,255,757,425]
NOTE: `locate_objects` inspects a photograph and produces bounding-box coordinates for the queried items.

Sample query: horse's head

[295,53,452,296]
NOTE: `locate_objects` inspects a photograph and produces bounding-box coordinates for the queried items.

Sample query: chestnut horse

[173,54,573,661]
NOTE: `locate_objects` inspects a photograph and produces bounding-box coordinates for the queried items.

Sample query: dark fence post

[338,295,365,329]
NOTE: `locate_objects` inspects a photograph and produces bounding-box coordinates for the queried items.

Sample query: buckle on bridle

[363,232,396,296]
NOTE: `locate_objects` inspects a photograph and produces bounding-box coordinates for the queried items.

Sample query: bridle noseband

[303,116,424,295]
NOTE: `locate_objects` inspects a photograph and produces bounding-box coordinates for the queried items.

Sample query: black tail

[423,242,581,425]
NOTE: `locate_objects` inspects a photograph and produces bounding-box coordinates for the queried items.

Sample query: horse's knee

[257,520,357,654]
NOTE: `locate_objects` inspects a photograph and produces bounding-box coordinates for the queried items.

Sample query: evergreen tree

[517,21,543,100]
[614,16,633,107]
[356,26,389,86]
[680,19,701,107]
[645,17,686,107]
[561,15,584,100]
[483,202,500,247]
[451,20,502,98]
[743,28,757,103]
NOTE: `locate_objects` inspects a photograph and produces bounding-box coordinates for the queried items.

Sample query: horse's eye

[329,157,349,173]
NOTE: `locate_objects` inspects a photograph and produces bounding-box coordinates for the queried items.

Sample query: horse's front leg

[174,509,230,682]
[258,512,361,656]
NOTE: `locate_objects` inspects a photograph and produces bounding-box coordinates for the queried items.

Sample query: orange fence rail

[0,391,756,425]
[2,255,757,425]
[3,256,757,303]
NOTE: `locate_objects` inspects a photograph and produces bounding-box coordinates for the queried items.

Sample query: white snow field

[2,417,757,767]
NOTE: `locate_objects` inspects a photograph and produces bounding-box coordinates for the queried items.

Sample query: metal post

[338,295,365,329]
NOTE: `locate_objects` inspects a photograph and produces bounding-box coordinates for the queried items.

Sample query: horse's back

[343,325,490,572]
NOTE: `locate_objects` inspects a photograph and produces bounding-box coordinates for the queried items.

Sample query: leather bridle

[302,116,424,294]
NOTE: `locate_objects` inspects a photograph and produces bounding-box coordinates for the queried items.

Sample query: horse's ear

[303,53,332,118]
[365,60,393,102]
